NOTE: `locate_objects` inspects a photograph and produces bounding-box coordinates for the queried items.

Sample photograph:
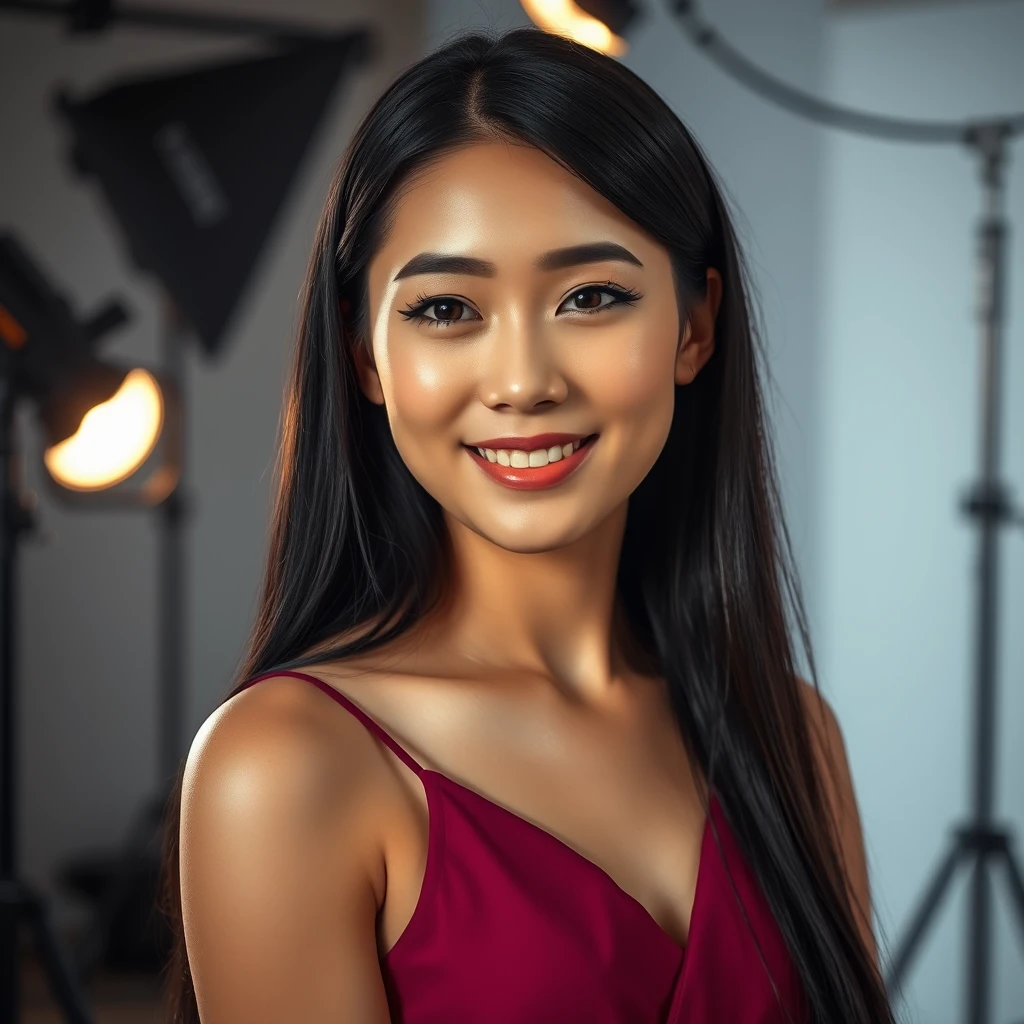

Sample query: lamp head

[0,231,180,502]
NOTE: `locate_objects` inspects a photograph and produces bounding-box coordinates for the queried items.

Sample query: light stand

[880,122,1024,1023]
[64,298,191,979]
[658,9,1024,1022]
[0,355,95,1024]
[0,226,182,1023]
[0,235,142,1024]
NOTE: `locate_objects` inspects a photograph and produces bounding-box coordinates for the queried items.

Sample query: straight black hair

[160,26,895,1023]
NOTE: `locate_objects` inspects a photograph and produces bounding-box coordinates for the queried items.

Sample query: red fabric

[235,670,809,1023]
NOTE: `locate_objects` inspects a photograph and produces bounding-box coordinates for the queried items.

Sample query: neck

[422,501,636,704]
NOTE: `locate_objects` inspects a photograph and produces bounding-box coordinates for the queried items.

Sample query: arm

[180,676,393,1023]
[799,679,878,969]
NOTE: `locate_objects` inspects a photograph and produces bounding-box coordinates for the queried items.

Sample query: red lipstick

[464,434,599,491]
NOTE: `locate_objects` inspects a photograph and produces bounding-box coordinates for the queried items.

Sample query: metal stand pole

[883,122,1024,1024]
[0,350,93,1024]
[69,298,190,977]
[158,298,187,788]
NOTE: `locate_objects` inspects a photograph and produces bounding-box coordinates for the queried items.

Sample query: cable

[670,0,1024,144]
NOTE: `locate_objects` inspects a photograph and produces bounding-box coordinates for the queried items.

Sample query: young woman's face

[360,141,718,553]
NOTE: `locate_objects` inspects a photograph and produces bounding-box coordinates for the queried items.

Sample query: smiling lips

[463,433,598,490]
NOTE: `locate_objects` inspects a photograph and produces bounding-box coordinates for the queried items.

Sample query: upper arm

[180,676,392,1023]
[798,678,878,968]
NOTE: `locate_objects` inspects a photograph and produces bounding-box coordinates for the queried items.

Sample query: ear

[346,306,385,406]
[675,267,722,386]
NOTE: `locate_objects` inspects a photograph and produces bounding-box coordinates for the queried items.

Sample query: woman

[161,26,894,1024]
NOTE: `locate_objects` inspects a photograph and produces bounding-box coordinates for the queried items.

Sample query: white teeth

[472,436,591,467]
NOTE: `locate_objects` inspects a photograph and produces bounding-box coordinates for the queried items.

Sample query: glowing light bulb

[520,0,628,55]
[44,368,164,491]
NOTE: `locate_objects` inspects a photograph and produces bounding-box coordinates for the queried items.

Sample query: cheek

[576,324,678,427]
[384,340,473,440]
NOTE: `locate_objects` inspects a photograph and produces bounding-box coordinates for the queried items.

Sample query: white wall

[1,0,425,936]
[819,2,1024,1021]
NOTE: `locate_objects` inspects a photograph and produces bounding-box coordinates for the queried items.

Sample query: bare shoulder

[179,674,393,1023]
[184,674,393,852]
[796,677,878,968]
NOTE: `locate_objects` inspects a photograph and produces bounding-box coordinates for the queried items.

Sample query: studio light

[0,231,181,506]
[521,0,641,54]
[55,29,372,356]
[43,367,164,492]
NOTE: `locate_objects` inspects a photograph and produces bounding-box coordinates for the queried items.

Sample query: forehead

[370,142,650,281]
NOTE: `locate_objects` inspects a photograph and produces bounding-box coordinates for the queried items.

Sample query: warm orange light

[520,0,628,55]
[43,368,164,491]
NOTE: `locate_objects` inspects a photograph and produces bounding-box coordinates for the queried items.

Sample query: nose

[479,311,569,412]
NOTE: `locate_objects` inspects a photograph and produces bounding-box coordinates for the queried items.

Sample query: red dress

[232,670,810,1023]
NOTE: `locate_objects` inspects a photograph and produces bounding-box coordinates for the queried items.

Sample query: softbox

[56,29,372,357]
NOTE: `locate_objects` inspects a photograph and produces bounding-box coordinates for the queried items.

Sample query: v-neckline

[426,767,714,957]
[270,668,712,959]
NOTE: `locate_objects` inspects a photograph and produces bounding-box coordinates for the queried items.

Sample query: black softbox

[56,29,371,356]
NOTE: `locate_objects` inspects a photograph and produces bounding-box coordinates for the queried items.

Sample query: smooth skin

[180,141,876,1022]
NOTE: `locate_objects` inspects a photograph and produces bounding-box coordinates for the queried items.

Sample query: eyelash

[397,282,643,330]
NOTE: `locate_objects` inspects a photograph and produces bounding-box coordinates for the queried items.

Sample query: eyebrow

[392,241,644,282]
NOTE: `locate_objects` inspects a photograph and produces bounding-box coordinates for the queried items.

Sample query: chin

[460,513,597,555]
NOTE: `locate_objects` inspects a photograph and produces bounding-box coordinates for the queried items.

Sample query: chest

[370,678,709,958]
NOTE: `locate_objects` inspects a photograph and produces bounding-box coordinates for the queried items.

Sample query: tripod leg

[22,882,94,1024]
[999,843,1024,952]
[885,838,964,994]
[1,880,21,1024]
[70,793,167,976]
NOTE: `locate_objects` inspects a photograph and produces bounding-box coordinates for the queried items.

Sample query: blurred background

[0,0,1022,1021]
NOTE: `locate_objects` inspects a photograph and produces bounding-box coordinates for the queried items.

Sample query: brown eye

[398,295,480,329]
[557,283,642,316]
[570,288,602,310]
[433,300,466,322]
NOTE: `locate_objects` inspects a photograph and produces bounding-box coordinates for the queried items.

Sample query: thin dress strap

[232,669,424,776]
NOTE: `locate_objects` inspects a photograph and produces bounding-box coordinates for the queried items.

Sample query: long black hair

[160,26,894,1023]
